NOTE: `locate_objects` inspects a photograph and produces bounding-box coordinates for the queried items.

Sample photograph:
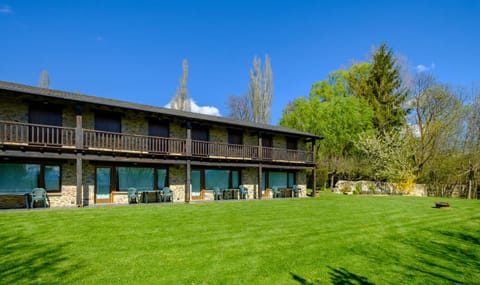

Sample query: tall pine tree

[354,44,408,133]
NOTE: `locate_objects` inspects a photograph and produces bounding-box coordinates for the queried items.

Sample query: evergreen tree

[354,44,409,133]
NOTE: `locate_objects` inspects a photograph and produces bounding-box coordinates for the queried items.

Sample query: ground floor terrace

[0,158,309,209]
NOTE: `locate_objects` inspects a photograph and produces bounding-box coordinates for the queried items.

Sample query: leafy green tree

[280,65,375,187]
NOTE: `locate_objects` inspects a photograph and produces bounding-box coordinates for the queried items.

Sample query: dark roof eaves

[0,80,322,139]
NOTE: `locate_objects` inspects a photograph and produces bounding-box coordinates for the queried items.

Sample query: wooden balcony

[83,129,186,155]
[192,140,314,163]
[0,121,314,164]
[0,120,75,148]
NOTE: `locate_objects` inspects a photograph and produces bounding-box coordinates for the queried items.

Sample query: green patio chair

[293,185,302,197]
[31,187,47,208]
[127,187,139,204]
[239,185,249,199]
[271,186,281,198]
[213,186,222,200]
[162,187,174,203]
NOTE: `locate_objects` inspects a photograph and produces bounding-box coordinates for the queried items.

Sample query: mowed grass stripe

[1,193,479,284]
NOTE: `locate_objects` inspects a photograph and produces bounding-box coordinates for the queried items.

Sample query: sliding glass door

[95,167,112,203]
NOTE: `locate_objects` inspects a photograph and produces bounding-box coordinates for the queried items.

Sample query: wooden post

[312,139,317,197]
[185,122,192,203]
[75,105,83,206]
[258,164,262,200]
[258,133,263,199]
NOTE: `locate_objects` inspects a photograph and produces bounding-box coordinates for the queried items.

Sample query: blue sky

[1,0,479,123]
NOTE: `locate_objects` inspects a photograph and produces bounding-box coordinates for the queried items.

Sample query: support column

[185,122,192,203]
[258,133,263,199]
[75,105,84,206]
[258,164,262,200]
[312,139,317,197]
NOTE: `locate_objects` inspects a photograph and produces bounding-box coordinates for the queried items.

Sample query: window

[262,135,273,160]
[228,130,243,145]
[149,120,169,137]
[29,104,63,144]
[157,169,167,189]
[205,170,230,190]
[117,167,154,191]
[192,126,209,156]
[0,163,60,194]
[115,166,168,191]
[264,170,296,189]
[286,138,298,150]
[149,120,169,153]
[193,169,241,191]
[269,172,287,188]
[44,165,61,191]
[231,171,240,189]
[29,104,62,126]
[95,111,121,133]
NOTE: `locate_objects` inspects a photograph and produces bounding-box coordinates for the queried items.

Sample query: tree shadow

[328,267,375,285]
[351,228,480,284]
[0,229,81,284]
[290,267,374,285]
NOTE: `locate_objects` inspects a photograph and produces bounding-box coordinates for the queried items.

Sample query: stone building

[0,81,320,208]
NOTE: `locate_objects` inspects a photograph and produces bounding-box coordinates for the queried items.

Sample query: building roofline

[0,80,323,140]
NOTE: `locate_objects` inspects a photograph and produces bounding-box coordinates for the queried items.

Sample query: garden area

[1,193,479,284]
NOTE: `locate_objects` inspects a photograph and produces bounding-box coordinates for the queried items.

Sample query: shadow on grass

[0,230,80,284]
[291,267,374,285]
[352,229,480,284]
[328,267,375,285]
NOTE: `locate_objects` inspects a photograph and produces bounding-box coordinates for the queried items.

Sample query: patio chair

[162,187,174,203]
[127,187,140,204]
[239,185,249,199]
[293,185,302,197]
[271,186,281,198]
[213,186,222,200]
[31,187,48,208]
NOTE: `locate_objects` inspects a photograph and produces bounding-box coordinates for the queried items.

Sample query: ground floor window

[191,168,241,196]
[117,167,154,191]
[0,163,61,194]
[264,170,296,189]
[115,166,168,191]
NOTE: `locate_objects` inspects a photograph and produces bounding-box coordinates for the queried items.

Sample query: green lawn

[1,193,479,284]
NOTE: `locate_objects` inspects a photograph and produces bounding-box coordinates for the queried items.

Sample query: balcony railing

[192,140,259,160]
[83,129,186,155]
[192,140,313,163]
[0,121,314,164]
[0,121,75,147]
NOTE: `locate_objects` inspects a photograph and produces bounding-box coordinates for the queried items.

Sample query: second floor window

[149,120,169,137]
[95,111,121,133]
[192,126,209,141]
[287,138,298,150]
[228,130,243,145]
[29,104,62,126]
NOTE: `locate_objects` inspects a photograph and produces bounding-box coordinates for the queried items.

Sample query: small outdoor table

[222,189,240,200]
[139,190,161,203]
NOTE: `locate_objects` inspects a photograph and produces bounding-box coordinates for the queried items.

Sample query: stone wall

[169,164,186,202]
[122,109,148,136]
[242,168,258,199]
[0,95,28,122]
[296,171,307,197]
[210,126,227,143]
[334,180,428,196]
